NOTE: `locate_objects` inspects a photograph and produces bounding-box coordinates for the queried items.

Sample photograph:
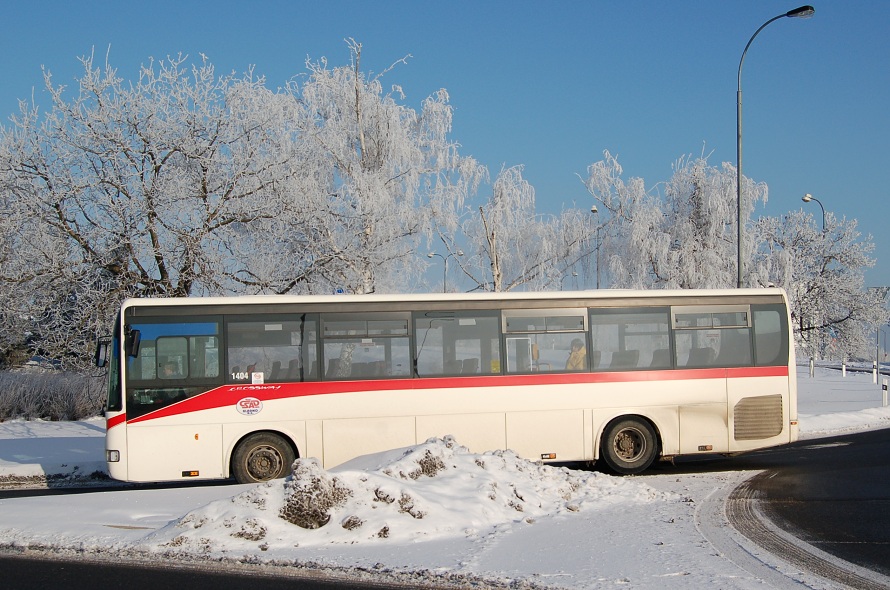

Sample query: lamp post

[802,193,826,231]
[881,324,890,366]
[590,205,601,289]
[427,250,463,293]
[802,192,827,359]
[736,5,815,288]
[867,287,890,387]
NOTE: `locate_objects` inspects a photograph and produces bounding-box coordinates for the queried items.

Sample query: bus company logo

[236,397,263,416]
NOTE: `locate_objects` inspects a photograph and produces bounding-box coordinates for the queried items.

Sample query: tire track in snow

[698,470,890,590]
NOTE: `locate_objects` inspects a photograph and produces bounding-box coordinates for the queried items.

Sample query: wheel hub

[247,445,283,479]
[615,429,645,461]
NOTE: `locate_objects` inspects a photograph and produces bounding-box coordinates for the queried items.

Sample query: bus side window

[502,312,587,374]
[673,307,753,368]
[126,321,220,384]
[321,316,410,380]
[713,329,752,366]
[226,316,318,383]
[414,312,501,377]
[753,306,789,366]
[590,308,670,372]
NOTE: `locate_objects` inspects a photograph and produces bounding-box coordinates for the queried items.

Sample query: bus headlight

[107,450,120,462]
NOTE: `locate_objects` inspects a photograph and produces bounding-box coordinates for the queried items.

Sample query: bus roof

[120,288,788,311]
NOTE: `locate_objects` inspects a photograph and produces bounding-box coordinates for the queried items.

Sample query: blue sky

[3,1,888,289]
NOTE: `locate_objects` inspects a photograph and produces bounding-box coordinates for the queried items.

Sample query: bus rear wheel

[232,433,295,484]
[600,418,657,475]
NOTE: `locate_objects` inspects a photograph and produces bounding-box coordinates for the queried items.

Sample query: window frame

[671,305,754,368]
[224,313,320,383]
[588,306,672,372]
[501,308,589,374]
[413,310,503,377]
[321,312,413,381]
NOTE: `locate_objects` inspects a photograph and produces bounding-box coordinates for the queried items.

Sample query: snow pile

[0,418,107,488]
[800,406,890,438]
[797,367,890,439]
[148,436,671,554]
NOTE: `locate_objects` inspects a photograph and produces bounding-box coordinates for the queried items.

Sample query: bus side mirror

[94,336,112,368]
[125,329,141,358]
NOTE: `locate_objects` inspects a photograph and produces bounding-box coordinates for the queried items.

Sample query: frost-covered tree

[0,45,485,368]
[581,150,885,358]
[582,151,766,289]
[284,40,486,295]
[0,53,303,368]
[455,165,593,292]
[753,210,887,360]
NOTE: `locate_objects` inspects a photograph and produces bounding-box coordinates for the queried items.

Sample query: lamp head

[590,205,598,214]
[427,252,435,258]
[802,194,813,203]
[786,5,815,18]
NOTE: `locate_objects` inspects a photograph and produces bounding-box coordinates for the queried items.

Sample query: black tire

[600,417,658,475]
[232,432,295,484]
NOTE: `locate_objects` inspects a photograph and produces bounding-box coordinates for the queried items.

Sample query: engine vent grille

[734,394,783,441]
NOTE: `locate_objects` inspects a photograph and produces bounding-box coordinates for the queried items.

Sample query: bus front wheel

[600,418,657,475]
[232,433,295,484]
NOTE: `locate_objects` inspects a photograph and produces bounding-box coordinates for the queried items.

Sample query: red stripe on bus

[107,413,127,430]
[112,364,789,428]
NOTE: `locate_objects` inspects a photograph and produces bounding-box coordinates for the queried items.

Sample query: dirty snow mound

[147,436,672,555]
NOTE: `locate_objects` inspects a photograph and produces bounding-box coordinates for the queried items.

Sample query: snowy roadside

[0,367,888,589]
[0,417,108,489]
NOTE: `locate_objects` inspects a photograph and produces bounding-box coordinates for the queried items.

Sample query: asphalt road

[658,427,890,585]
[745,428,890,577]
[0,553,331,589]
[0,553,418,590]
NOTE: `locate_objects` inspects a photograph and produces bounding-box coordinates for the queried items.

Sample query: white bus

[96,288,797,484]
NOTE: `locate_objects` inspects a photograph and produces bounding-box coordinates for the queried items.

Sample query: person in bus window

[566,339,587,370]
[160,362,181,379]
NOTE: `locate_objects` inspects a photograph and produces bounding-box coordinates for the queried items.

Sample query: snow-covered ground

[0,366,888,589]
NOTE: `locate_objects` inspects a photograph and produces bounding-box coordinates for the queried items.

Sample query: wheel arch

[227,429,301,479]
[594,412,664,462]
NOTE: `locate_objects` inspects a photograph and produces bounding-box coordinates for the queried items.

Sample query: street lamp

[590,205,601,289]
[736,5,815,288]
[802,193,826,231]
[802,192,827,359]
[427,250,463,293]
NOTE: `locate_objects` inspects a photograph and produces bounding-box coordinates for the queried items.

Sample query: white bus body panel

[105,410,128,481]
[109,369,794,479]
[322,416,416,468]
[506,409,586,461]
[126,423,223,481]
[415,413,507,455]
[678,403,728,454]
